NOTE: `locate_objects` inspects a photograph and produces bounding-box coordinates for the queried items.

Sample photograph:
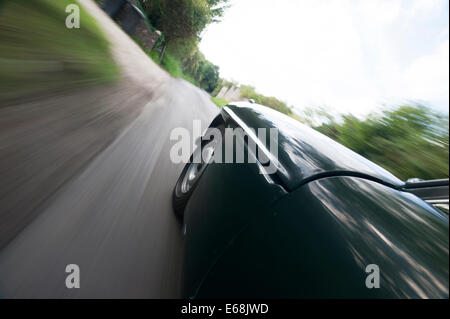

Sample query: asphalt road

[0,0,218,298]
[0,77,217,298]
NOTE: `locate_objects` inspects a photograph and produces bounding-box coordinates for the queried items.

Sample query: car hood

[224,102,404,191]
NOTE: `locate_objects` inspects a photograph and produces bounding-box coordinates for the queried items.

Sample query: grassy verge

[0,0,119,104]
[211,96,228,108]
[160,52,184,78]
[162,52,199,85]
[131,35,200,86]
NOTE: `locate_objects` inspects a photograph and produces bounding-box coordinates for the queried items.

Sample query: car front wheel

[172,139,216,219]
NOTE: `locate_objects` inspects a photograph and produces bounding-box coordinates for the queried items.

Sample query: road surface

[0,0,218,298]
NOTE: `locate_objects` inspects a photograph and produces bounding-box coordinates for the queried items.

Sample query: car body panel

[194,176,449,298]
[179,103,448,298]
[182,128,287,297]
[224,102,404,191]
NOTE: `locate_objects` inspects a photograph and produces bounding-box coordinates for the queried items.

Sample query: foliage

[148,50,160,63]
[139,0,229,42]
[211,96,228,108]
[196,60,219,92]
[161,40,218,92]
[136,0,224,92]
[240,85,292,115]
[291,106,335,127]
[297,105,449,180]
[131,33,201,86]
[160,52,185,78]
[0,0,119,104]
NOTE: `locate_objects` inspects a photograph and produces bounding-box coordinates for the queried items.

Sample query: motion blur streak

[0,0,217,297]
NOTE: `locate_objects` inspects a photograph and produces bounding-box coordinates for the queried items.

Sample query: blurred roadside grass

[0,0,119,105]
[211,96,227,108]
[131,35,199,86]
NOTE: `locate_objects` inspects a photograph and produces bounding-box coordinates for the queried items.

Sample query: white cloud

[400,40,449,106]
[200,0,449,115]
[353,0,402,26]
[406,0,445,18]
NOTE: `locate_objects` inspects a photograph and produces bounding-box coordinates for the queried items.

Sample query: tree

[196,60,219,92]
[139,0,229,42]
[310,105,449,180]
[206,0,230,23]
[240,85,292,115]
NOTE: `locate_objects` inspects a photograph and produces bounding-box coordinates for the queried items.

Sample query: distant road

[0,0,218,298]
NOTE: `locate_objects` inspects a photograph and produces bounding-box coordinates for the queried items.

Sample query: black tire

[172,162,195,219]
[172,139,216,220]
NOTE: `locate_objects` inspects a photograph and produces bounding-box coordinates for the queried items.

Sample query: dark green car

[172,102,449,299]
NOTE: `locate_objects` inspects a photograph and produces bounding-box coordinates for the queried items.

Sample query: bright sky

[199,0,449,116]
